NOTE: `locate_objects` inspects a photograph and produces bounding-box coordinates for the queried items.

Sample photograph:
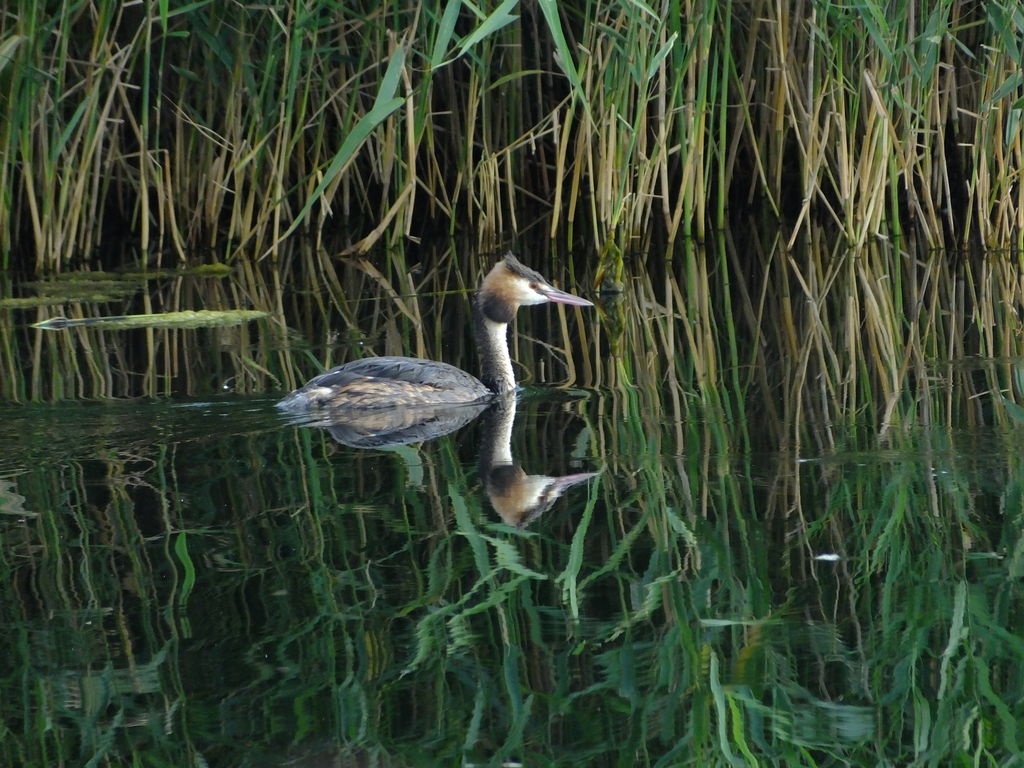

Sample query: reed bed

[2,0,1022,272]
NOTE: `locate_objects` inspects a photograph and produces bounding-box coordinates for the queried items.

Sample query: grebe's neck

[479,391,517,471]
[473,296,516,393]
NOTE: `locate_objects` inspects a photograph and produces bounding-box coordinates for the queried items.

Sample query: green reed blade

[429,0,465,68]
[457,0,519,59]
[173,532,197,606]
[536,0,591,118]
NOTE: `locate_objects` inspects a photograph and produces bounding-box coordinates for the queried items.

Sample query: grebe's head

[478,252,593,323]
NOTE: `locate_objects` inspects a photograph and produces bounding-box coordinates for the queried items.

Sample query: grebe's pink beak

[538,286,594,307]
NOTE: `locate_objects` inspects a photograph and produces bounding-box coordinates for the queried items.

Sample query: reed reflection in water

[1,230,1023,765]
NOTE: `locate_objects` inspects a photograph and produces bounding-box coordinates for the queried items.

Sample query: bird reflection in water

[292,400,492,448]
[478,393,598,527]
[285,391,597,527]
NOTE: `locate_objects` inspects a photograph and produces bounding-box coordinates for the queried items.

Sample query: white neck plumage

[479,316,516,393]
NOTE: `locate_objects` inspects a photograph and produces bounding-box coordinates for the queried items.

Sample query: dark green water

[2,243,1024,766]
[1,392,1022,766]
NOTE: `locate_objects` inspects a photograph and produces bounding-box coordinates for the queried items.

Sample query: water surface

[2,237,1022,766]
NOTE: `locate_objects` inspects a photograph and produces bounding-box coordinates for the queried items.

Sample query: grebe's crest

[501,252,547,286]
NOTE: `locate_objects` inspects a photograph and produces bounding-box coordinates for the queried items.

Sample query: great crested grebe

[277,253,593,412]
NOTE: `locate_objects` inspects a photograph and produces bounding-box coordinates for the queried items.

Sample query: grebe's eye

[529,282,539,291]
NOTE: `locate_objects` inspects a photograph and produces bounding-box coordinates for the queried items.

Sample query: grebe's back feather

[276,356,492,412]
